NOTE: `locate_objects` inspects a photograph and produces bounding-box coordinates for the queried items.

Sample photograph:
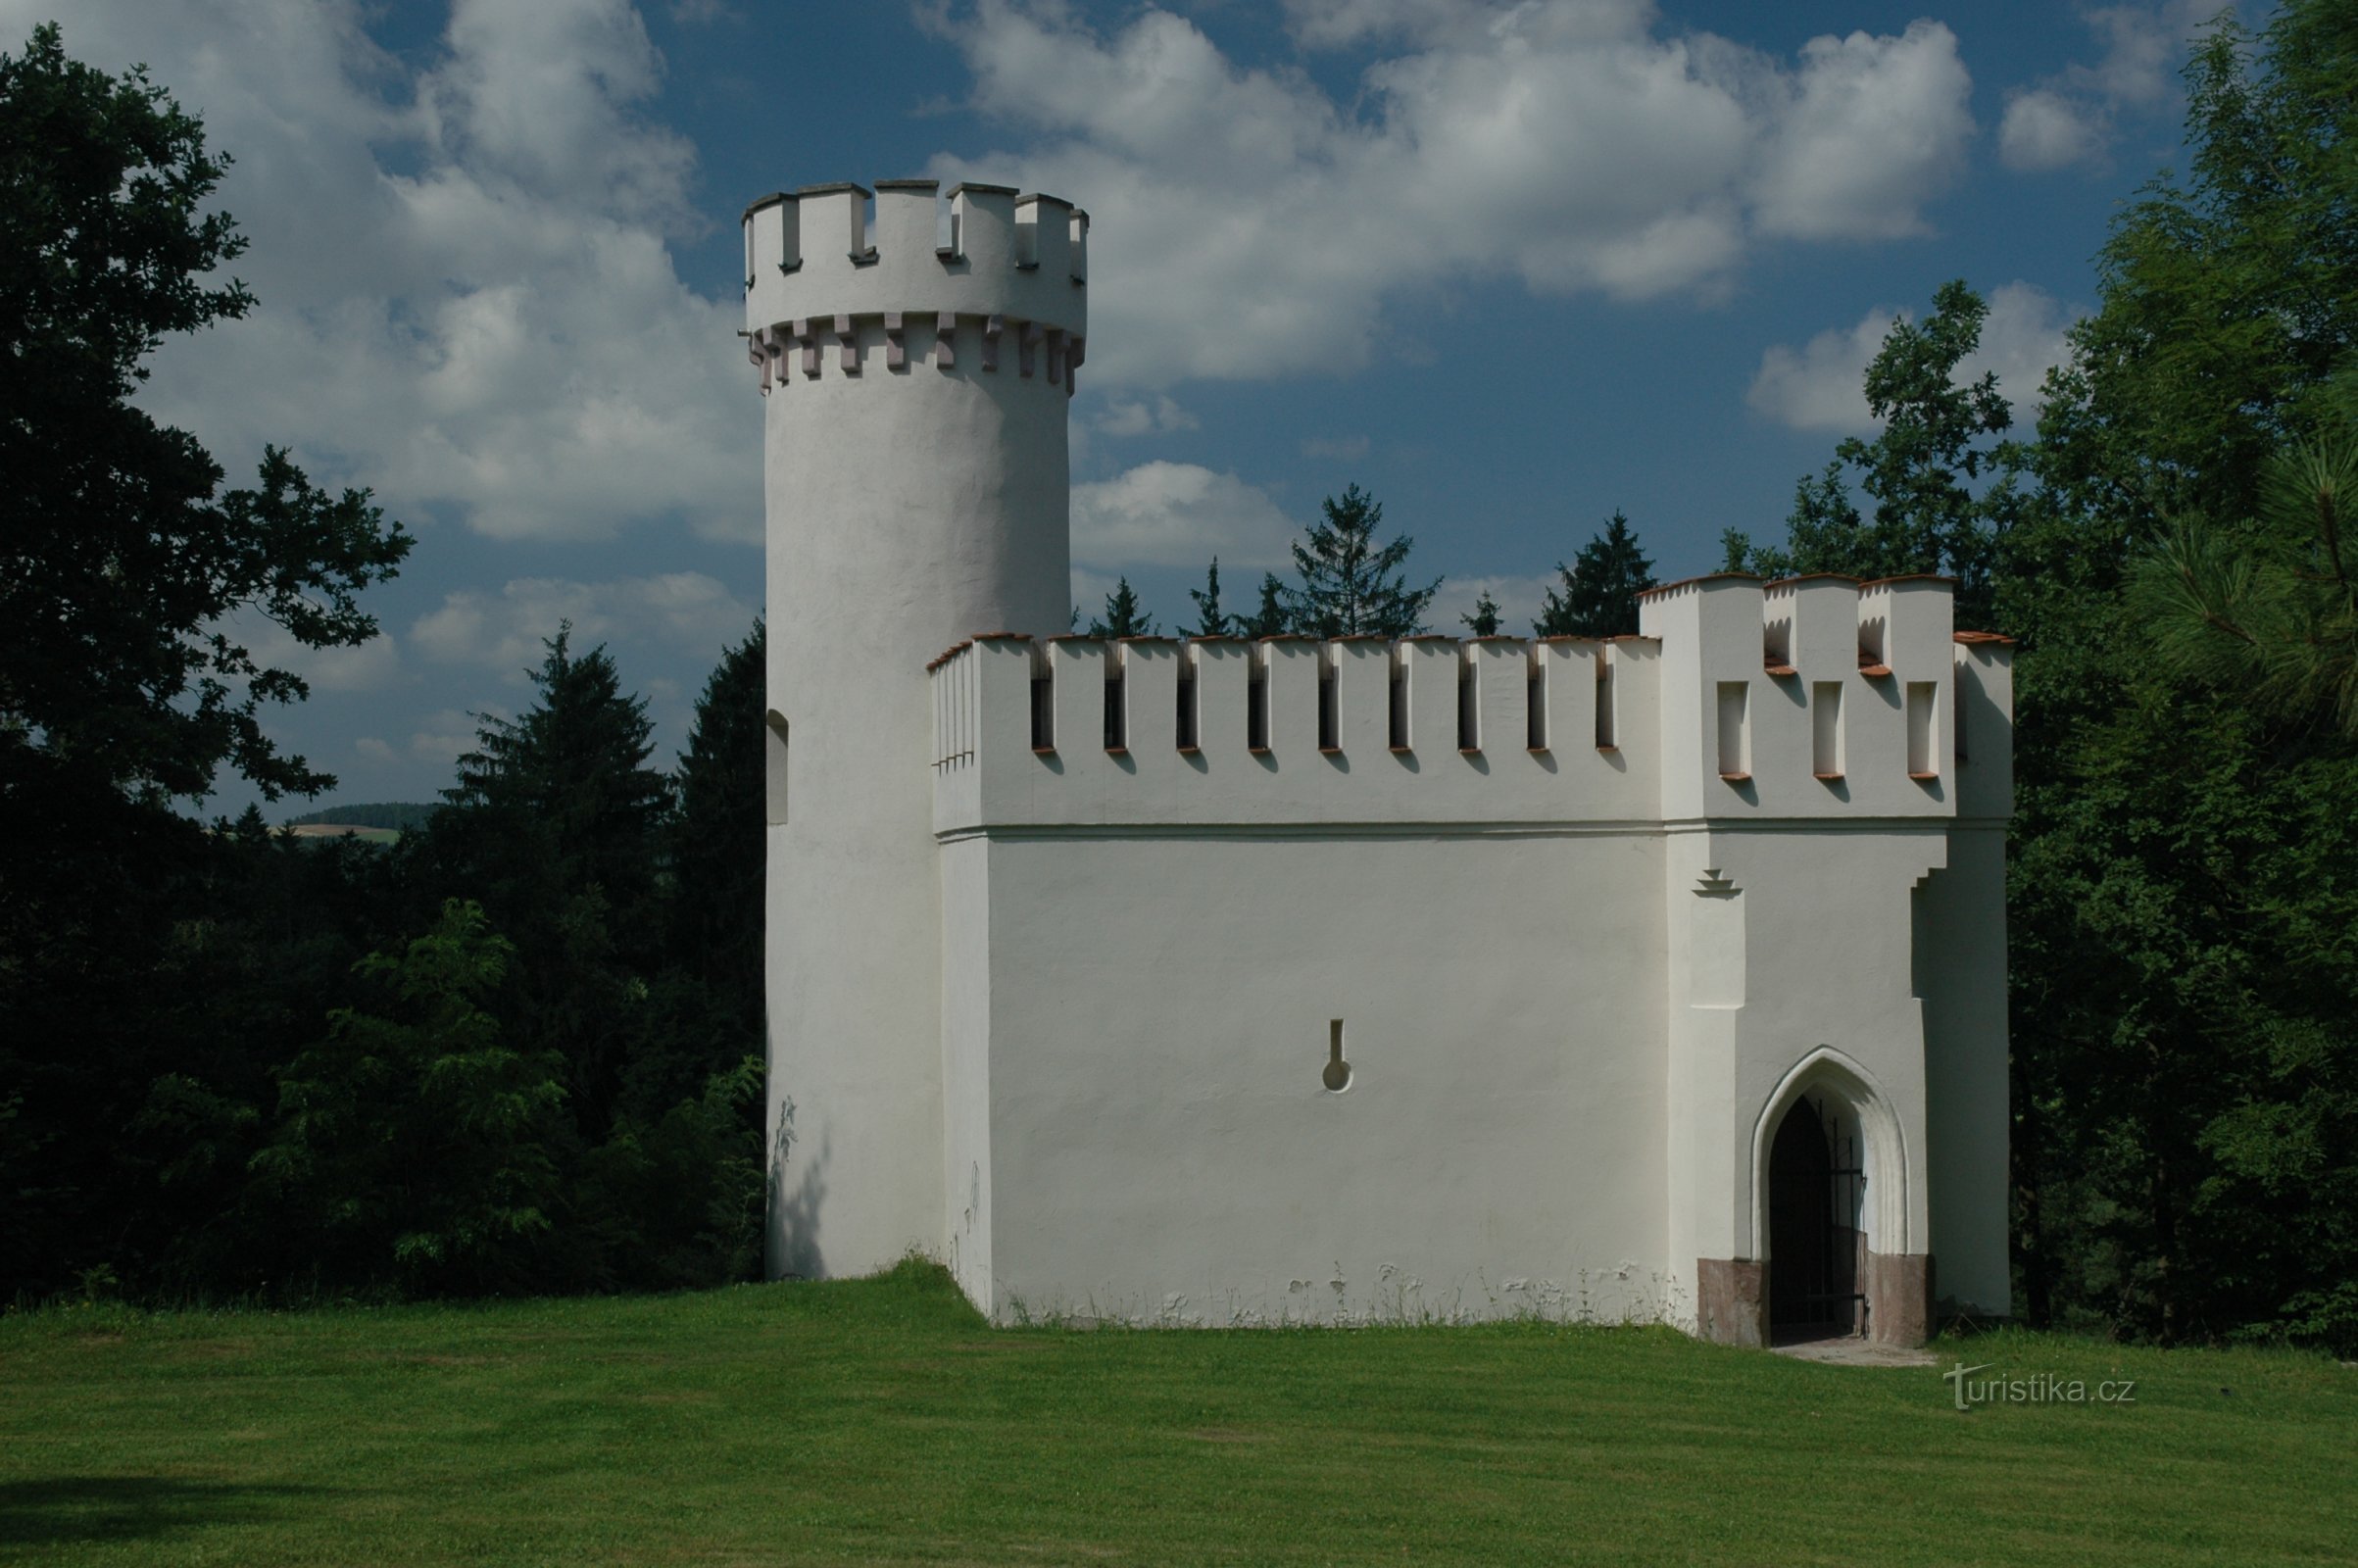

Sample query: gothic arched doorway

[1768,1097,1862,1339]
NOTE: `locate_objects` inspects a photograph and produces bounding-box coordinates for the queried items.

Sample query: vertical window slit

[1906,681,1937,778]
[1388,653,1408,750]
[1716,681,1749,780]
[1247,654,1269,752]
[1317,657,1338,752]
[1030,668,1053,751]
[1811,681,1843,779]
[1457,653,1478,751]
[1527,657,1547,751]
[1176,657,1199,751]
[1595,657,1617,751]
[764,710,789,825]
[1105,660,1127,753]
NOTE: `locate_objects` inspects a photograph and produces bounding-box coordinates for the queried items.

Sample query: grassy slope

[1,1263,2349,1566]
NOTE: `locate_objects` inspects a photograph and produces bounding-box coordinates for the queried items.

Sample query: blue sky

[8,0,2220,815]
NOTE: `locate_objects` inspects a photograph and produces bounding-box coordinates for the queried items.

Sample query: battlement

[743,179,1087,394]
[928,581,2012,835]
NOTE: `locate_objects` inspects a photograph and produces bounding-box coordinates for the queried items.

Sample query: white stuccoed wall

[750,176,2014,1338]
[919,581,2013,1330]
[751,180,1085,1280]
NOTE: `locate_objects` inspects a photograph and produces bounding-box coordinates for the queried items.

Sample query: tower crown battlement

[926,574,2011,836]
[743,179,1087,394]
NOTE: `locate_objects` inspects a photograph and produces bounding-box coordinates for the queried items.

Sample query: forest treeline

[4,7,2355,1350]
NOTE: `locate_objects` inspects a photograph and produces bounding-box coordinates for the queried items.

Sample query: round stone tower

[743,179,1086,1278]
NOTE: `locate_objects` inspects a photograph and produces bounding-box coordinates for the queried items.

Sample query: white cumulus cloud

[9,0,761,545]
[1072,462,1301,571]
[411,572,754,675]
[1998,88,2109,172]
[1095,395,1201,436]
[1435,572,1560,637]
[1747,282,2083,434]
[1996,1,2215,172]
[927,1,1978,386]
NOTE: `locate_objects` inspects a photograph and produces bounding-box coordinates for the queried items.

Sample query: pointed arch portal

[1739,1047,1930,1348]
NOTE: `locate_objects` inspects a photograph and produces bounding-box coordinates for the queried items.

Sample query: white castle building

[744,179,2014,1347]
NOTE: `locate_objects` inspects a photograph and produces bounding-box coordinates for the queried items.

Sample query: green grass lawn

[2,1261,2349,1566]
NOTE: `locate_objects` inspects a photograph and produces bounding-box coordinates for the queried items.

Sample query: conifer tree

[1290,484,1439,636]
[670,620,764,997]
[1536,511,1657,637]
[443,624,671,924]
[1460,592,1503,636]
[1086,576,1157,637]
[1187,558,1233,637]
[1242,572,1292,637]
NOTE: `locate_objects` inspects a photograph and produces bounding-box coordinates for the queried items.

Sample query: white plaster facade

[749,180,2014,1345]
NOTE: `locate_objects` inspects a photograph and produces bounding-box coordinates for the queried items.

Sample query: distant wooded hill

[283,802,436,830]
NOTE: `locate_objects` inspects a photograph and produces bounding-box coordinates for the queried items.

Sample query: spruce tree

[421,624,672,1138]
[1242,572,1292,637]
[1290,484,1439,636]
[1187,558,1233,637]
[670,620,764,1000]
[1536,511,1658,637]
[1086,576,1157,637]
[1461,592,1503,636]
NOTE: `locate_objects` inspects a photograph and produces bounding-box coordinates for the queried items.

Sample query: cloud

[927,1,1977,385]
[1997,2,2214,172]
[1748,23,1976,241]
[407,709,486,764]
[1095,395,1200,436]
[1746,309,1899,433]
[1434,572,1560,636]
[1069,566,1124,623]
[1747,282,2083,433]
[1998,89,2108,172]
[13,0,760,545]
[211,607,409,694]
[355,736,398,764]
[1071,462,1301,571]
[411,572,755,674]
[1301,434,1372,462]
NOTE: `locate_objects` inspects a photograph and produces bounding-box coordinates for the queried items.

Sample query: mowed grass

[2,1262,2350,1566]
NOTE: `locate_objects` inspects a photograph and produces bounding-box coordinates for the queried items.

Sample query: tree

[255,900,566,1294]
[0,22,410,1304]
[1536,511,1656,637]
[0,24,412,811]
[2133,416,2358,731]
[443,625,672,920]
[417,625,671,1142]
[1290,484,1439,636]
[1187,559,1233,637]
[1460,592,1502,636]
[1724,282,2019,627]
[1087,576,1157,637]
[670,620,765,995]
[1994,0,2358,1351]
[1241,572,1292,637]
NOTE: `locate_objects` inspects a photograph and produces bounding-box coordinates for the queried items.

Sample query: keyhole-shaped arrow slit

[1324,1019,1351,1092]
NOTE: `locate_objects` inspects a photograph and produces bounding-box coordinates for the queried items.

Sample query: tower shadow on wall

[768,1102,829,1280]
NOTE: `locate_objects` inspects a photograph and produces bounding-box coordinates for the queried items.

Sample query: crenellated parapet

[742,179,1087,395]
[1640,573,2011,820]
[926,578,2012,834]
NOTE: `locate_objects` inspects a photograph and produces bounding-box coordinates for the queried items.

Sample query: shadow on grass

[0,1476,323,1549]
